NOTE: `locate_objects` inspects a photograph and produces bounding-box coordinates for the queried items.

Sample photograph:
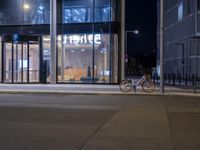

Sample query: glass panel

[111,34,118,83]
[57,35,64,82]
[178,1,183,21]
[29,43,40,82]
[94,34,110,83]
[23,44,28,83]
[63,0,93,23]
[13,44,22,83]
[57,34,93,83]
[0,0,22,25]
[95,0,111,22]
[63,9,72,23]
[43,36,51,82]
[198,0,200,11]
[184,0,192,16]
[4,43,12,83]
[111,0,118,22]
[72,8,87,23]
[23,0,50,24]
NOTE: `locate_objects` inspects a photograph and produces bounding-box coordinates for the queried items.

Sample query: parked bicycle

[119,75,155,93]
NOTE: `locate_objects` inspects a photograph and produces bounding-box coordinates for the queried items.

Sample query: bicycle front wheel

[119,80,132,92]
[142,80,155,93]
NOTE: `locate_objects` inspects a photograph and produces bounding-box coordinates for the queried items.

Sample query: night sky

[125,0,157,68]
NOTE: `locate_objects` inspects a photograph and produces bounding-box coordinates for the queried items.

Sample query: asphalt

[0,95,200,150]
[0,83,199,97]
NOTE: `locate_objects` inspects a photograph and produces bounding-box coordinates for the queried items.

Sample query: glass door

[29,42,40,82]
[2,41,40,83]
[13,43,23,83]
[3,43,12,83]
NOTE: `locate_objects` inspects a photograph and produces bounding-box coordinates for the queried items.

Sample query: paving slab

[82,101,174,150]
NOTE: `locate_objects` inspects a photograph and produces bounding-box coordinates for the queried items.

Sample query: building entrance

[1,35,41,83]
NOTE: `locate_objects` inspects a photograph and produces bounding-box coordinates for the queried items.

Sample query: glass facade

[0,0,118,25]
[56,33,118,83]
[0,0,121,84]
[0,0,50,25]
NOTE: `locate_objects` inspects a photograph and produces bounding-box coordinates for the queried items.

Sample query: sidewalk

[0,84,199,97]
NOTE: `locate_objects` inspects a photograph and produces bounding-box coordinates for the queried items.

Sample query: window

[63,0,112,23]
[63,0,93,23]
[198,0,200,11]
[184,0,192,16]
[178,1,183,21]
[57,34,93,83]
[95,0,111,22]
[23,0,50,24]
[64,8,88,23]
[0,0,22,25]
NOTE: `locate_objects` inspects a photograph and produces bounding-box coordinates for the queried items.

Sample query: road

[0,94,200,150]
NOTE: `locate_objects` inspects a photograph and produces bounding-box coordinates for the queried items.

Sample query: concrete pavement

[0,83,199,97]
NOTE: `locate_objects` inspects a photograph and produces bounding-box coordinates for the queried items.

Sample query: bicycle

[119,75,155,93]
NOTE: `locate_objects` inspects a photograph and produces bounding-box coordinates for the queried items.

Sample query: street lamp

[125,30,139,76]
[160,0,164,93]
[23,4,30,10]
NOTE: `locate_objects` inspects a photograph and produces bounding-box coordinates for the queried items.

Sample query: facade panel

[157,0,200,78]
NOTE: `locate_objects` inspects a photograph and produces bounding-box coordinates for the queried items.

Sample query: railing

[153,73,200,94]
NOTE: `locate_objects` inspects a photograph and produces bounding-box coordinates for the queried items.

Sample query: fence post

[179,74,181,85]
[194,74,197,94]
[192,74,195,86]
[167,74,169,83]
[185,74,187,86]
[173,74,175,86]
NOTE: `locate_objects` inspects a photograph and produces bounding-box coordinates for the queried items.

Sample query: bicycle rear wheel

[142,80,155,93]
[119,80,132,92]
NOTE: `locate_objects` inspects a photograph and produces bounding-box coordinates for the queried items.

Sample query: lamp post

[125,30,139,77]
[160,0,164,93]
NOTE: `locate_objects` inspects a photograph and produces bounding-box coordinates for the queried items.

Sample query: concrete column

[120,0,125,81]
[50,0,57,84]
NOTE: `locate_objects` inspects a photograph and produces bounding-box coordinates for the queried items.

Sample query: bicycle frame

[130,76,148,92]
[131,76,145,86]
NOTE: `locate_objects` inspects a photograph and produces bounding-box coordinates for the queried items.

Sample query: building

[0,0,125,84]
[157,0,200,78]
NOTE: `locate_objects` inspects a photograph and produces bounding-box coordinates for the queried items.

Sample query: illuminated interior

[43,34,118,83]
[3,42,39,83]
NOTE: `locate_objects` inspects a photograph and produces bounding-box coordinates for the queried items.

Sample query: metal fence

[153,74,200,94]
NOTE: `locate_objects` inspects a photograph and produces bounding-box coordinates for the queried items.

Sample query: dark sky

[125,0,157,57]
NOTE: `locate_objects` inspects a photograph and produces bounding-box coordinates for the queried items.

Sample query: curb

[0,90,199,98]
